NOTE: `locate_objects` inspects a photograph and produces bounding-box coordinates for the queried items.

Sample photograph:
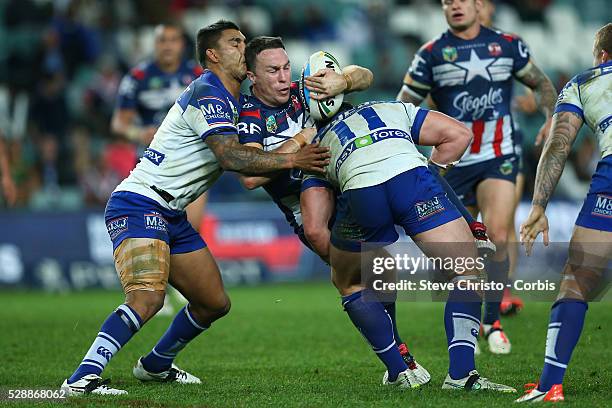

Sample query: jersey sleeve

[554,77,584,119]
[116,70,141,110]
[400,103,429,144]
[238,107,265,145]
[403,43,435,99]
[301,173,332,191]
[506,34,531,74]
[180,86,238,140]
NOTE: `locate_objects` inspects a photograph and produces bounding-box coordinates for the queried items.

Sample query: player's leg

[63,238,170,395]
[438,165,495,257]
[517,226,611,402]
[136,219,228,383]
[476,175,516,354]
[398,167,514,392]
[157,191,208,315]
[501,171,525,316]
[186,192,207,232]
[329,185,429,388]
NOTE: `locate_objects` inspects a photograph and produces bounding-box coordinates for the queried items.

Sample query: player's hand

[297,127,318,144]
[513,94,537,114]
[305,69,346,100]
[534,116,552,146]
[1,174,17,206]
[140,126,157,145]
[292,143,330,174]
[520,205,549,256]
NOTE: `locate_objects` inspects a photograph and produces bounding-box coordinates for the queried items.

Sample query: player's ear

[206,48,219,64]
[246,70,256,83]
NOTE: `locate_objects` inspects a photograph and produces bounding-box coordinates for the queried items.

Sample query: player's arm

[305,65,373,100]
[111,108,157,145]
[397,46,433,105]
[514,62,557,145]
[0,132,17,206]
[520,111,583,254]
[206,131,329,175]
[239,128,317,190]
[112,70,156,145]
[301,181,335,262]
[416,110,472,167]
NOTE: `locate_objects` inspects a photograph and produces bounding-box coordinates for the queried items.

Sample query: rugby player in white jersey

[301,100,516,392]
[61,20,329,396]
[517,23,612,403]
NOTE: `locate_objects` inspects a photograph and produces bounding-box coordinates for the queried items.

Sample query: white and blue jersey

[558,61,612,231]
[116,59,203,127]
[238,81,314,237]
[405,26,530,166]
[107,70,246,252]
[305,101,461,251]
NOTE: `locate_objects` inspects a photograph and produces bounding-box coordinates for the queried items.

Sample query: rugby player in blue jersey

[398,0,557,354]
[517,23,612,403]
[61,20,329,396]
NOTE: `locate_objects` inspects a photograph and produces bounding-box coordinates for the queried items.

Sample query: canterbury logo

[97,346,113,361]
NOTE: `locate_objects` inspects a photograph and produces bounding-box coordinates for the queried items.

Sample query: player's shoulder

[486,26,525,44]
[182,59,205,77]
[417,32,446,54]
[239,94,264,121]
[571,63,611,86]
[176,71,231,110]
[128,59,155,81]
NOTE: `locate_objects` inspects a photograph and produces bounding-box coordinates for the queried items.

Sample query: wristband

[343,73,353,92]
[293,133,307,147]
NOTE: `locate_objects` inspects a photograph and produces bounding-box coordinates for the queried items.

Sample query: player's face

[155,26,184,66]
[478,0,495,28]
[442,0,482,31]
[249,48,291,107]
[215,29,247,81]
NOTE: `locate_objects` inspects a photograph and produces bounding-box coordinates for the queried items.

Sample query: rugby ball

[299,51,344,121]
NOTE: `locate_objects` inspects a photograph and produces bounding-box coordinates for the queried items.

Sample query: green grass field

[1,282,610,407]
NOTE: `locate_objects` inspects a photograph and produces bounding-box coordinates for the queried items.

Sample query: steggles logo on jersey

[591,194,612,218]
[452,88,503,120]
[442,46,458,62]
[144,212,168,232]
[266,115,278,133]
[415,197,445,221]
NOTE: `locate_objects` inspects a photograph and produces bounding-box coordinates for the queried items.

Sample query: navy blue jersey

[405,26,531,166]
[116,58,204,127]
[238,81,314,232]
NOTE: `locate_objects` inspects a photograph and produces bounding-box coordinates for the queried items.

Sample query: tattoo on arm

[206,134,292,174]
[516,63,557,117]
[532,112,583,208]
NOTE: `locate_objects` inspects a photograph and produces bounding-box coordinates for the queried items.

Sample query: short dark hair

[245,36,286,71]
[594,23,612,56]
[196,20,240,68]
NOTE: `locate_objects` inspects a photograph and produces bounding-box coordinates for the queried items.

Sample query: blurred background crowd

[0,0,609,210]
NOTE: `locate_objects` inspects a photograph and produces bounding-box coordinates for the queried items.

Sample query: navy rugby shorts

[105,191,206,254]
[444,153,519,207]
[331,166,462,252]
